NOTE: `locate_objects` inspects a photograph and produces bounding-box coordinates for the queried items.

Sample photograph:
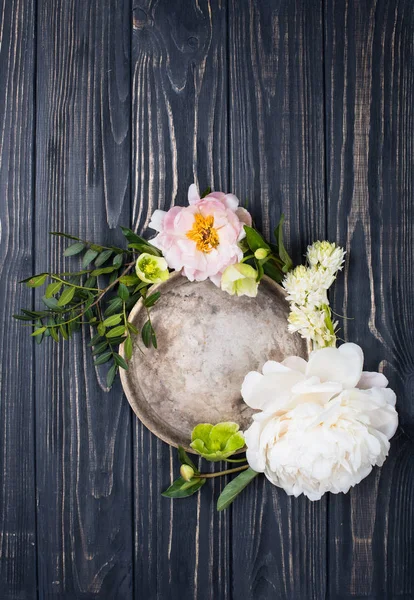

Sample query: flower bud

[180,464,195,482]
[254,248,269,260]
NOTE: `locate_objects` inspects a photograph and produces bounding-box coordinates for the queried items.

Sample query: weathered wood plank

[35,1,133,597]
[228,1,327,598]
[0,0,37,598]
[131,1,231,598]
[324,0,414,597]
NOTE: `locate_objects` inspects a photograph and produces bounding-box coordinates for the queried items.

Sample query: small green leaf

[106,364,117,388]
[97,322,106,336]
[177,446,199,473]
[124,336,133,360]
[45,281,63,298]
[94,351,112,366]
[162,477,206,499]
[82,249,99,267]
[127,243,161,257]
[91,266,117,276]
[31,326,47,337]
[118,283,129,301]
[84,276,97,289]
[59,324,69,340]
[243,226,270,253]
[92,341,108,356]
[200,186,211,198]
[88,333,102,347]
[141,320,156,348]
[57,286,76,307]
[63,242,85,256]
[263,261,283,283]
[217,468,258,511]
[26,274,48,288]
[274,214,293,271]
[103,314,123,327]
[49,326,59,343]
[112,253,124,268]
[106,325,126,338]
[143,292,160,308]
[13,314,33,321]
[119,274,139,286]
[113,353,128,370]
[104,297,123,316]
[94,249,113,267]
[127,322,139,335]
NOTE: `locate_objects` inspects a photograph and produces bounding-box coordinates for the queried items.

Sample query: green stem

[50,275,100,292]
[194,465,249,479]
[224,458,247,463]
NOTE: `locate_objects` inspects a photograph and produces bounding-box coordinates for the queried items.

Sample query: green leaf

[217,468,258,511]
[31,326,47,337]
[263,261,283,283]
[49,326,59,343]
[26,274,48,288]
[162,476,206,499]
[94,249,113,267]
[94,351,112,366]
[127,242,161,257]
[141,320,156,348]
[124,336,133,360]
[51,232,81,241]
[92,341,108,356]
[97,322,106,336]
[82,249,99,267]
[243,225,270,253]
[45,281,63,298]
[118,283,129,301]
[113,353,128,370]
[200,186,211,198]
[143,292,160,308]
[57,286,76,307]
[103,314,123,327]
[120,226,148,246]
[88,333,102,347]
[64,242,85,256]
[59,324,69,340]
[127,322,139,335]
[274,214,293,271]
[119,274,139,286]
[84,276,97,289]
[112,253,124,268]
[177,446,199,473]
[13,314,33,321]
[106,325,126,338]
[91,266,117,277]
[104,297,123,317]
[106,364,117,388]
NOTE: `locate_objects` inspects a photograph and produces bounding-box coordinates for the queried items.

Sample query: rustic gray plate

[120,272,309,452]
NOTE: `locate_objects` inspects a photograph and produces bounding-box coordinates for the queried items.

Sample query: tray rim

[120,271,311,452]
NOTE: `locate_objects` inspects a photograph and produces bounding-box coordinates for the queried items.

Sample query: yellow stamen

[186,213,219,253]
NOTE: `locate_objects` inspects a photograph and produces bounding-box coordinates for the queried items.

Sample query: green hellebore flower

[136,253,170,284]
[190,422,245,462]
[220,263,259,298]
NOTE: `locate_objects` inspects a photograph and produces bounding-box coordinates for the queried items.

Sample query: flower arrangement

[15,184,398,507]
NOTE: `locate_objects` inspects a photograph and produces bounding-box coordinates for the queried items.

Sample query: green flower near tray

[190,422,245,461]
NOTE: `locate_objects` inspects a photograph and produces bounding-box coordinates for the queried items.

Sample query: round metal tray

[120,272,309,452]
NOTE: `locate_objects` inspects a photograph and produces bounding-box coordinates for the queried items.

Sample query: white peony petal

[281,356,307,373]
[241,371,264,408]
[306,342,364,389]
[357,371,388,389]
[148,209,166,232]
[188,183,200,205]
[262,361,292,375]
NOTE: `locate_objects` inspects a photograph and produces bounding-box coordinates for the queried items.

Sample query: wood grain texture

[0,1,37,598]
[35,1,133,597]
[228,2,327,598]
[131,1,231,598]
[324,0,414,597]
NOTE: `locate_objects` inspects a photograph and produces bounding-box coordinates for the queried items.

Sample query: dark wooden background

[0,1,413,598]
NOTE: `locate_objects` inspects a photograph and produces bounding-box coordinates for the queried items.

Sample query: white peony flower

[242,343,398,501]
[306,240,345,273]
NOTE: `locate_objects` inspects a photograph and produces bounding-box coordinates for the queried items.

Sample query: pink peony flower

[148,184,252,285]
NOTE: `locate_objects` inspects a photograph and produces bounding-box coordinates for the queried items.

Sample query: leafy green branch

[14,227,162,388]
